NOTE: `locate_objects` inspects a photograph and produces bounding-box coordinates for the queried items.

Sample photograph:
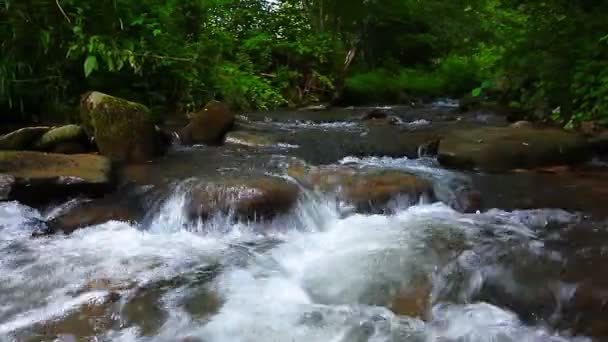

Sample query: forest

[2,0,608,128]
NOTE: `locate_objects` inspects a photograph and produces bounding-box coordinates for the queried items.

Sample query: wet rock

[34,124,88,151]
[451,189,483,214]
[289,164,434,213]
[80,91,160,162]
[438,126,590,171]
[225,130,276,147]
[186,176,300,222]
[458,94,482,112]
[26,292,121,340]
[509,120,533,129]
[0,173,14,201]
[178,100,235,145]
[589,130,608,155]
[38,194,144,236]
[0,126,50,150]
[361,108,395,121]
[388,279,431,319]
[51,142,88,154]
[366,125,442,158]
[562,281,608,338]
[0,151,113,206]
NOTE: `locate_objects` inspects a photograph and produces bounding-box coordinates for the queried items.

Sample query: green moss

[34,125,86,150]
[0,127,50,150]
[0,151,111,183]
[81,92,158,162]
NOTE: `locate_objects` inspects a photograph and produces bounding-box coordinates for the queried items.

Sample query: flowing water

[1,105,607,341]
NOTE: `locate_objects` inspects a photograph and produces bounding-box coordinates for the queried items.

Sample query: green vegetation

[1,0,607,126]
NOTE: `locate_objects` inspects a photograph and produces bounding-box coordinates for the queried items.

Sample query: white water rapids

[0,157,592,341]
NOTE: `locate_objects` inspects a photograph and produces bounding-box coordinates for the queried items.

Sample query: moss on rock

[438,126,591,171]
[0,127,50,150]
[81,91,159,162]
[0,151,113,205]
[34,124,87,151]
[179,100,235,145]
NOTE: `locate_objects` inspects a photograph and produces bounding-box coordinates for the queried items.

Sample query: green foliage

[1,0,607,126]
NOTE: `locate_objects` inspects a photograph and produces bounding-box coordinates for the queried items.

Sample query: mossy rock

[81,91,159,162]
[288,164,435,213]
[438,126,591,172]
[34,124,87,151]
[185,176,299,222]
[0,151,113,206]
[0,126,50,150]
[178,100,235,145]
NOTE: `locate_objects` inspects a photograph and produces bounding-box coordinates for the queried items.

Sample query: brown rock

[289,164,434,213]
[438,126,590,171]
[186,176,300,222]
[0,151,113,206]
[179,100,235,145]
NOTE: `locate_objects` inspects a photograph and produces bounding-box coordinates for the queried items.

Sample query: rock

[186,176,300,222]
[589,131,608,155]
[178,100,235,145]
[37,195,144,236]
[459,94,482,112]
[438,126,590,171]
[0,126,50,150]
[0,151,113,206]
[361,108,395,121]
[388,278,431,319]
[289,164,435,213]
[51,142,88,154]
[0,174,15,201]
[365,125,442,158]
[509,120,533,129]
[225,130,276,147]
[34,124,87,151]
[80,91,160,162]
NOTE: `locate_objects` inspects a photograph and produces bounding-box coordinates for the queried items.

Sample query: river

[0,104,606,341]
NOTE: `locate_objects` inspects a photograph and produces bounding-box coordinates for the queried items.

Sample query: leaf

[84,55,98,77]
[472,87,482,97]
[153,29,162,37]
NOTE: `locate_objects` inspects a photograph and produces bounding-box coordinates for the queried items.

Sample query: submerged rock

[225,130,276,147]
[0,151,113,206]
[186,176,300,222]
[0,173,15,201]
[438,126,590,171]
[179,100,235,145]
[288,164,434,213]
[80,91,160,162]
[34,124,88,152]
[0,126,50,150]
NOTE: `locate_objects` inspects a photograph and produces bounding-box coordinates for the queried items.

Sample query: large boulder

[438,126,590,171]
[80,91,160,162]
[0,126,50,150]
[185,176,299,222]
[0,151,113,206]
[288,164,435,213]
[34,124,88,153]
[178,100,235,145]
